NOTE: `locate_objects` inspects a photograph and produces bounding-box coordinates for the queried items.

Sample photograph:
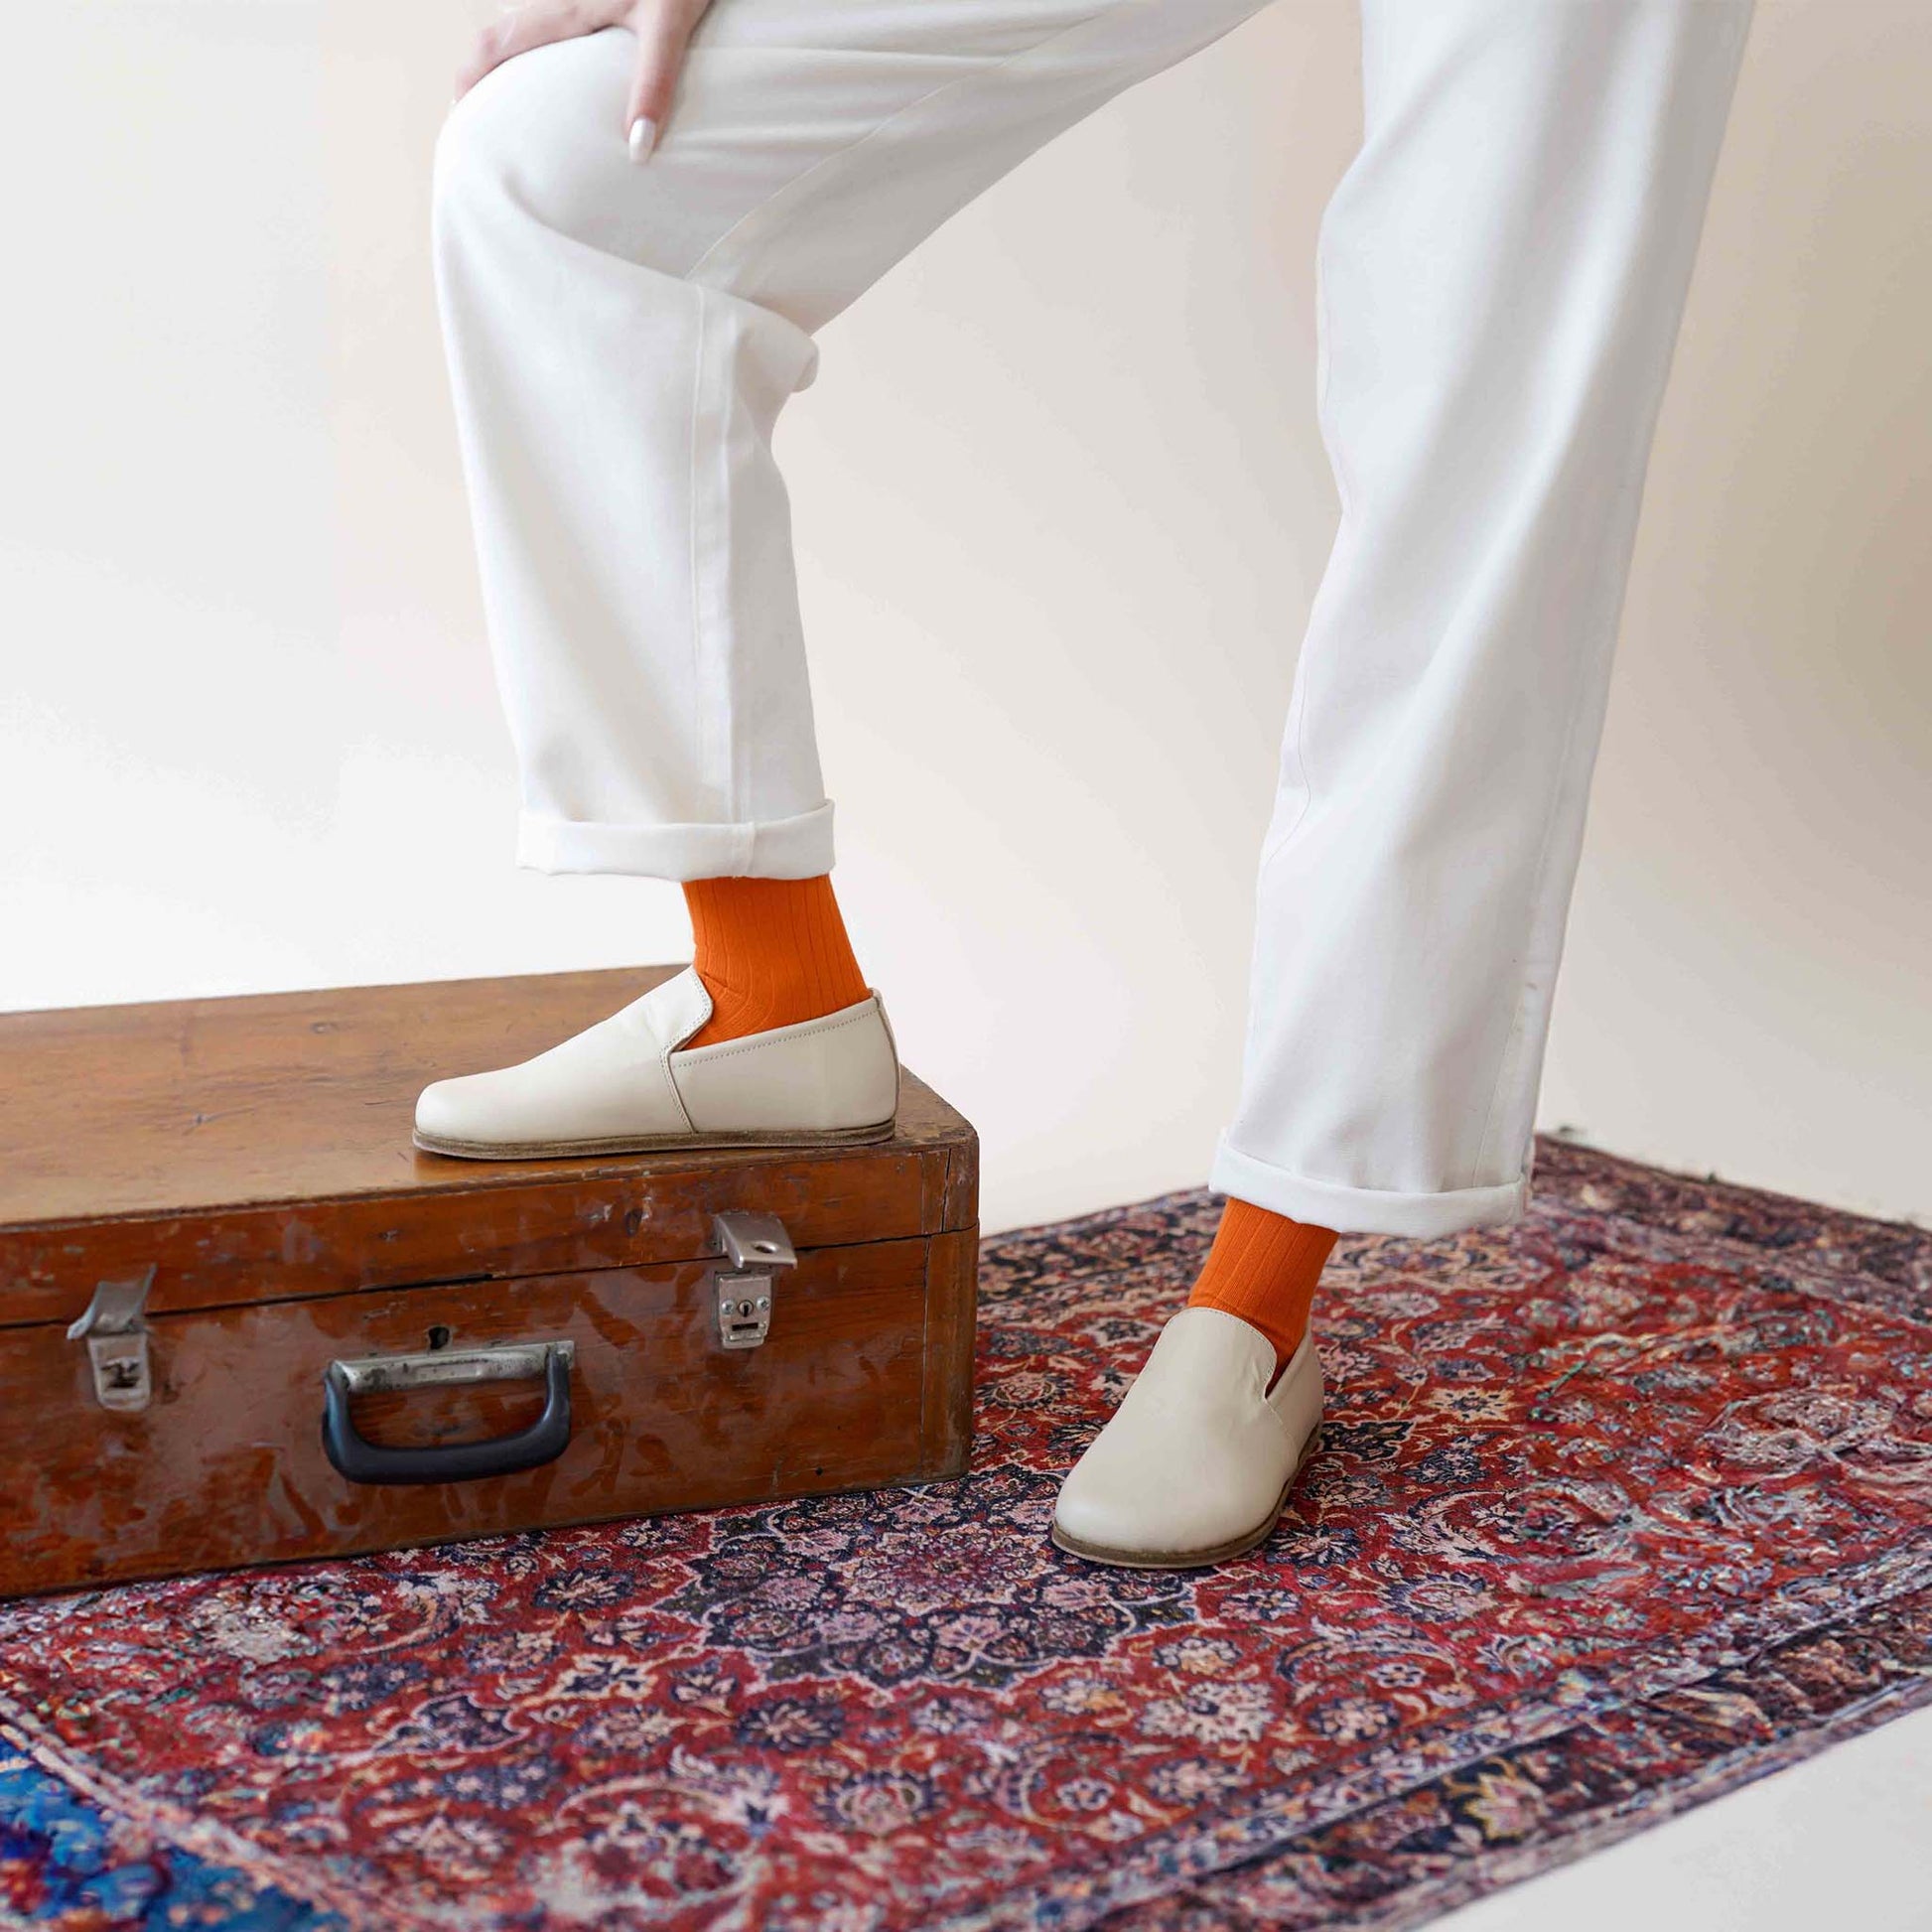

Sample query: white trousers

[432,0,1754,1238]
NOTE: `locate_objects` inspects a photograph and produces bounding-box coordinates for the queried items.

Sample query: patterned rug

[4,1139,1930,1931]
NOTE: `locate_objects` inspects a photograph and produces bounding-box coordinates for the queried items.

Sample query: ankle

[682,872,869,1047]
[1185,1197,1335,1379]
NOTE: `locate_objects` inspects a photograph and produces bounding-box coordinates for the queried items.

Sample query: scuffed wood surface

[1,967,975,1324]
[1,967,981,1597]
[2,1232,979,1597]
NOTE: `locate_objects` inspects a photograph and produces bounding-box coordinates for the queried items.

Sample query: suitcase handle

[321,1340,574,1485]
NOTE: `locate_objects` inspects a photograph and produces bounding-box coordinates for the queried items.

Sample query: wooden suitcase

[0,967,978,1598]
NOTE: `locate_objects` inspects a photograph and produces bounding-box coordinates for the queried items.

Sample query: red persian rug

[3,1139,1930,1931]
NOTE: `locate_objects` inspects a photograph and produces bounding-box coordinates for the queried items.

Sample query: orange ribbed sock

[680,873,871,1049]
[1186,1196,1338,1379]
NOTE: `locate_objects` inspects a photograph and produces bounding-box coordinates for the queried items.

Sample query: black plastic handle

[322,1348,573,1485]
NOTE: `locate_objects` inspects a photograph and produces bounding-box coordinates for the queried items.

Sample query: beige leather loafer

[413,965,899,1159]
[1051,1308,1323,1570]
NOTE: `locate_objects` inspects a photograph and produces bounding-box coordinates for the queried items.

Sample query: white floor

[1439,1698,1932,1932]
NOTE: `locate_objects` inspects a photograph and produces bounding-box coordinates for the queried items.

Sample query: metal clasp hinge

[712,1211,796,1350]
[67,1264,158,1413]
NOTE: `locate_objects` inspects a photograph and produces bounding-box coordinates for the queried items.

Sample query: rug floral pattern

[3,1139,1929,1929]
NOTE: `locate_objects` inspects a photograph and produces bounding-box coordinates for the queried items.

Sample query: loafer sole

[413,1115,897,1161]
[1048,1424,1323,1571]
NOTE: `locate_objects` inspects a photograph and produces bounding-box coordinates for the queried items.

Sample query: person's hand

[453,0,715,161]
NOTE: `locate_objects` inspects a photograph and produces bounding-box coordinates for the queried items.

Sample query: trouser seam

[675,0,1235,855]
[687,282,715,824]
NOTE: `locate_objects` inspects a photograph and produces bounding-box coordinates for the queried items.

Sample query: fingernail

[627,116,657,163]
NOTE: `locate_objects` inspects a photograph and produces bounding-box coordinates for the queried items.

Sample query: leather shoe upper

[414,965,899,1147]
[1052,1308,1323,1562]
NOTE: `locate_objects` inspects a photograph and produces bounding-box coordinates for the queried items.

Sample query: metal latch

[712,1211,796,1350]
[67,1265,158,1412]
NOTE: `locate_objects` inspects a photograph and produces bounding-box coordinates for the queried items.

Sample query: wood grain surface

[1,967,981,1595]
[1,1232,979,1596]
[1,967,977,1326]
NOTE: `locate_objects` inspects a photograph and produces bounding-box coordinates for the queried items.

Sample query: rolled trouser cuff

[1208,1132,1529,1239]
[516,799,837,881]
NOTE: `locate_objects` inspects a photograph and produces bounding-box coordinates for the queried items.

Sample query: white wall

[2,1,1925,1233]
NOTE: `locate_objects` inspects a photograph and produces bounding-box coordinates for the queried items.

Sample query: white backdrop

[3,0,1926,1234]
